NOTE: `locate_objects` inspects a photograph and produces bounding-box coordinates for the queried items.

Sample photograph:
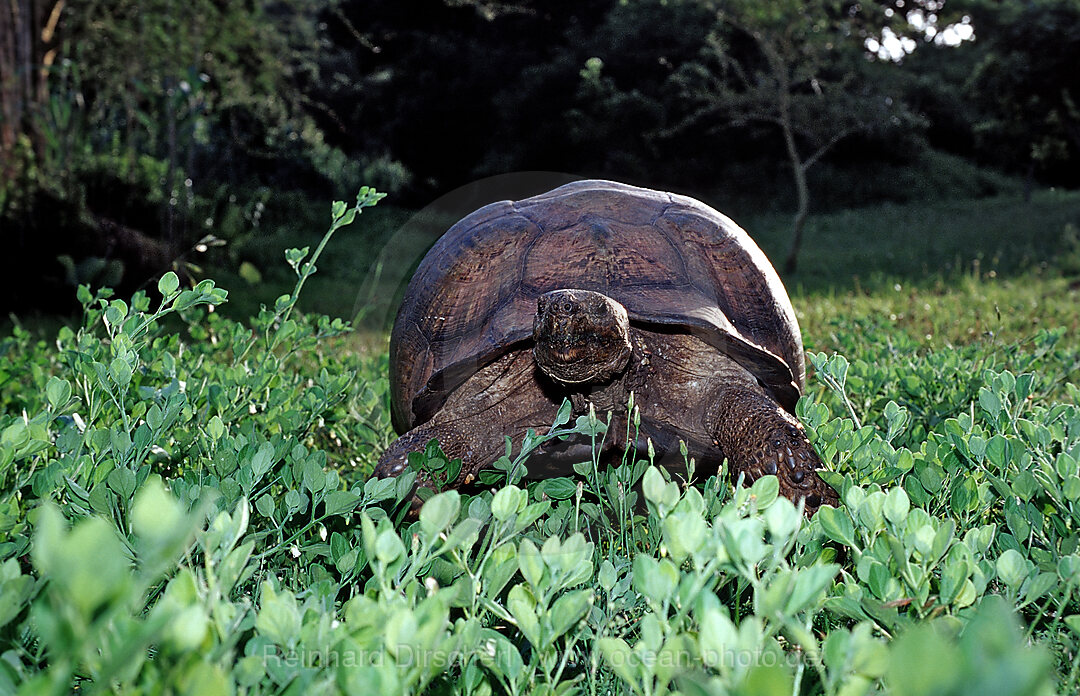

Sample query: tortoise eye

[773,439,782,448]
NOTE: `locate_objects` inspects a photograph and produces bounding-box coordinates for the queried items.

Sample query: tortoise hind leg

[711,385,838,514]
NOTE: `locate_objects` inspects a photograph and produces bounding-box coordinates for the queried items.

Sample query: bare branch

[801,125,860,172]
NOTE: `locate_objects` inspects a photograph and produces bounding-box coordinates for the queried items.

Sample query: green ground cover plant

[0,189,1079,694]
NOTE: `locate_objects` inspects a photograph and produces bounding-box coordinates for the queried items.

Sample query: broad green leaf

[817,506,857,548]
[699,606,738,669]
[996,549,1027,588]
[663,510,707,562]
[178,661,230,696]
[375,528,405,564]
[597,637,638,687]
[750,475,779,507]
[883,487,910,526]
[633,555,678,607]
[33,508,130,616]
[507,584,541,647]
[598,560,618,592]
[537,477,577,500]
[978,387,1002,417]
[478,628,525,680]
[45,377,72,409]
[255,583,302,648]
[323,490,361,517]
[785,564,840,613]
[0,561,34,629]
[492,485,526,521]
[158,271,180,297]
[517,538,544,589]
[109,357,133,386]
[481,543,519,600]
[420,490,460,537]
[547,589,592,643]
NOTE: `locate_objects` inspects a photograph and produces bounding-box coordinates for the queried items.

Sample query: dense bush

[1,189,1079,694]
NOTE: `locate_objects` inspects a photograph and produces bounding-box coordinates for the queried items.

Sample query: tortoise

[372,179,837,513]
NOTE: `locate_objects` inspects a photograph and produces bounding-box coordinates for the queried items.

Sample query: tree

[965,0,1080,196]
[58,0,321,244]
[314,0,617,196]
[3,0,330,228]
[672,0,914,273]
[0,1,63,179]
[1,1,338,311]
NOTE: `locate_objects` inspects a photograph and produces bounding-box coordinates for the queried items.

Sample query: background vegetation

[1,0,1080,693]
[3,0,1080,312]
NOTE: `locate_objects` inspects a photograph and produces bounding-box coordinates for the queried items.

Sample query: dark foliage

[0,0,1077,313]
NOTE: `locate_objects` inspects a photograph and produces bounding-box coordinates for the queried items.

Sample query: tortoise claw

[713,386,838,516]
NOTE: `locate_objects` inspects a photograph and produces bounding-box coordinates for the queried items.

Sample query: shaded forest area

[2,0,1079,312]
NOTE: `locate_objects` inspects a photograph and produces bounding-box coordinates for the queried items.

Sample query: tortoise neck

[561,333,647,419]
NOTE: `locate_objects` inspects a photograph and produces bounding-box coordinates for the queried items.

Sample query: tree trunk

[0,0,63,176]
[785,171,810,275]
[779,113,809,275]
[0,3,16,158]
[0,0,34,171]
[163,78,179,250]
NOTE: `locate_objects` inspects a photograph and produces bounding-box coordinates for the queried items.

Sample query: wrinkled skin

[533,289,632,384]
[374,289,837,515]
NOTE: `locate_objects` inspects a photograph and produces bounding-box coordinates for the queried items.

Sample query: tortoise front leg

[711,385,838,514]
[372,417,497,515]
[373,418,476,485]
[373,350,560,495]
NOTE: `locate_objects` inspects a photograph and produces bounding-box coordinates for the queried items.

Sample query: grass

[745,189,1080,293]
[798,273,1080,354]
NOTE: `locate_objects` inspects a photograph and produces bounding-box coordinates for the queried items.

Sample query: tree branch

[801,124,859,172]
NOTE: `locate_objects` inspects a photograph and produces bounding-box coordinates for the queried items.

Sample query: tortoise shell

[389,179,805,433]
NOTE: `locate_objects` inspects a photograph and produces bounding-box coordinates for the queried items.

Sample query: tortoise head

[533,289,632,385]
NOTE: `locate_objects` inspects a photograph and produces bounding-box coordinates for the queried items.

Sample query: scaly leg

[373,350,559,493]
[712,385,837,514]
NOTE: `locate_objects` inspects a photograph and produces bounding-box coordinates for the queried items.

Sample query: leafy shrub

[0,187,1077,694]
